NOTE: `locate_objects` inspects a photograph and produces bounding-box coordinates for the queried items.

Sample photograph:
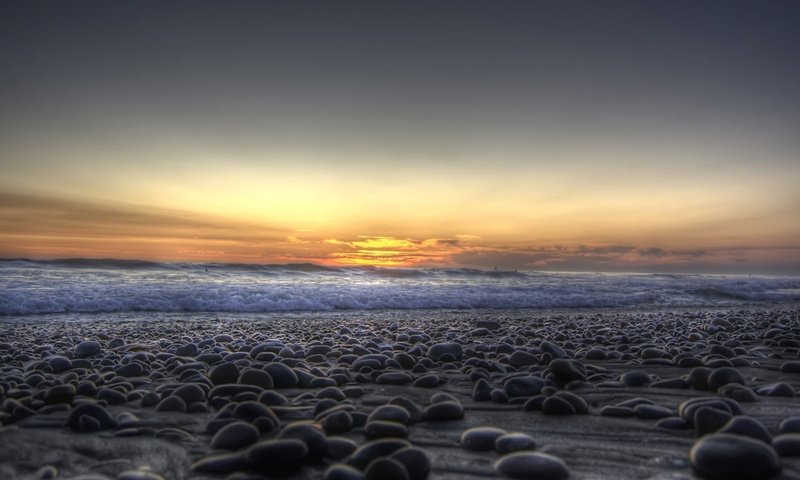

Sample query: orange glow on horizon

[0,190,798,273]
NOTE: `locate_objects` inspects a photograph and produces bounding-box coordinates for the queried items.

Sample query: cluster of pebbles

[0,306,799,479]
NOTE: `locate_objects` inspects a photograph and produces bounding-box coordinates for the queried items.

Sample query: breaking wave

[1,259,798,315]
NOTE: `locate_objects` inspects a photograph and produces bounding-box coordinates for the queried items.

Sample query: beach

[1,304,799,480]
[3,1,800,478]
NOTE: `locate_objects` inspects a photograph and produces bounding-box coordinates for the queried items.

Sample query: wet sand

[1,306,799,479]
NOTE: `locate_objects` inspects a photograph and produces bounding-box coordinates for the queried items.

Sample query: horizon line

[2,256,798,277]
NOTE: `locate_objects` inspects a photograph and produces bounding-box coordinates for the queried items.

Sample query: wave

[1,259,799,315]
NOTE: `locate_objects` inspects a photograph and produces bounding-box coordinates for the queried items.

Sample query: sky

[1,1,799,273]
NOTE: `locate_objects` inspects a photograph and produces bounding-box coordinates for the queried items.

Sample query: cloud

[0,190,289,261]
[578,245,636,255]
[0,191,287,241]
[321,236,464,266]
[638,247,665,258]
[3,190,796,273]
[451,251,553,269]
[448,242,793,274]
[430,238,459,247]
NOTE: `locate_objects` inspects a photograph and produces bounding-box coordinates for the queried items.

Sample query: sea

[1,259,799,323]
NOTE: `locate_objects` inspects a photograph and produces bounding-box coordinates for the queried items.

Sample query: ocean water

[1,259,799,319]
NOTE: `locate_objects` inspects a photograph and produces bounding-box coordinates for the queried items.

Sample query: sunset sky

[1,1,799,273]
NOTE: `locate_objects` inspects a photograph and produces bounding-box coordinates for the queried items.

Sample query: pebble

[259,390,289,406]
[656,417,689,430]
[542,396,576,415]
[325,464,365,480]
[707,367,745,391]
[388,397,423,424]
[772,434,800,456]
[690,433,781,479]
[368,405,412,425]
[548,359,584,383]
[35,465,58,479]
[377,371,414,385]
[553,391,588,414]
[390,447,431,480]
[74,340,102,358]
[264,363,299,388]
[780,361,800,373]
[115,363,145,378]
[44,384,76,404]
[364,457,410,480]
[67,403,117,432]
[278,422,328,459]
[422,401,463,421]
[427,342,463,361]
[211,421,260,450]
[155,395,186,413]
[348,439,411,470]
[209,362,240,385]
[620,371,651,387]
[233,401,278,427]
[327,437,359,460]
[175,343,198,357]
[115,471,165,480]
[509,350,538,368]
[47,356,72,374]
[246,439,308,470]
[754,382,795,397]
[634,404,673,420]
[600,406,635,418]
[688,367,713,390]
[461,426,507,451]
[365,420,409,438]
[495,452,570,480]
[192,452,249,474]
[717,384,758,402]
[504,376,545,397]
[491,389,509,403]
[495,433,536,454]
[539,341,566,359]
[718,416,771,444]
[238,368,274,389]
[780,417,800,434]
[322,410,354,434]
[172,383,205,405]
[412,374,440,388]
[694,406,732,436]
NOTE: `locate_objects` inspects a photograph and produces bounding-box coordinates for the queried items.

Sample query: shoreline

[1,305,799,479]
[2,302,800,324]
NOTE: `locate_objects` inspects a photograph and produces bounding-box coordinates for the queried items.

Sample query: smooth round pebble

[422,401,463,421]
[325,464,365,480]
[773,434,800,456]
[74,340,102,358]
[365,457,410,480]
[427,343,463,361]
[461,426,507,451]
[495,433,536,454]
[246,439,308,469]
[211,421,259,450]
[390,447,431,480]
[690,433,781,480]
[495,452,570,480]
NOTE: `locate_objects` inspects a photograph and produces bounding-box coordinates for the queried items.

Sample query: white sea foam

[0,259,798,315]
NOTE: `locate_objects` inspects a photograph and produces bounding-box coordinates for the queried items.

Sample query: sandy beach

[1,306,799,479]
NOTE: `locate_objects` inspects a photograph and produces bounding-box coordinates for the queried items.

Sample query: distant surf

[1,258,799,316]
